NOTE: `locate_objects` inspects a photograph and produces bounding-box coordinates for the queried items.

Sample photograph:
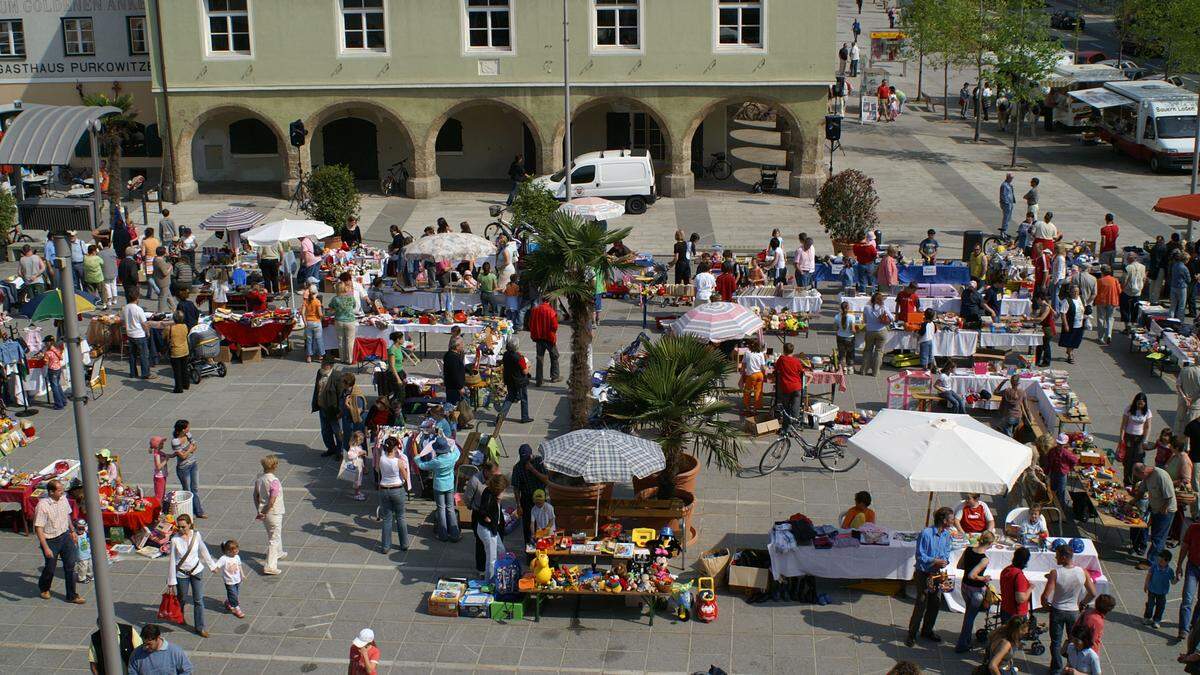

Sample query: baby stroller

[977,586,1045,656]
[187,325,227,383]
[751,165,780,194]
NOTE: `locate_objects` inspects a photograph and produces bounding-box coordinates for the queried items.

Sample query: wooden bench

[551,496,689,565]
[912,393,941,412]
[1021,397,1047,442]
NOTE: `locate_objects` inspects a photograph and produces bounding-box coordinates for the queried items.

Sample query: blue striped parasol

[198,207,265,232]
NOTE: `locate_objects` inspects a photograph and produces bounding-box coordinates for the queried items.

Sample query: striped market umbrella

[540,429,664,484]
[20,289,97,322]
[198,207,265,232]
[670,301,762,342]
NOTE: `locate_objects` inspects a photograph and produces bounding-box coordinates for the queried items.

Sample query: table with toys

[1072,453,1148,532]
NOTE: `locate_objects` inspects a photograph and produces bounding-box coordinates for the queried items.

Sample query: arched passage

[681,96,812,196]
[307,101,413,191]
[182,105,290,193]
[557,96,674,171]
[423,99,543,185]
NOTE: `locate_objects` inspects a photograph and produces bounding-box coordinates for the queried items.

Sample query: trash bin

[170,491,193,519]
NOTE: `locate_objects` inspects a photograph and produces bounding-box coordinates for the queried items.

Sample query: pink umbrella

[670,301,762,342]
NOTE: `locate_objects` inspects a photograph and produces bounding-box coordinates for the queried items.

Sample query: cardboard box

[744,413,780,436]
[217,346,233,363]
[456,499,472,528]
[238,345,263,362]
[427,589,461,617]
[727,548,771,592]
[460,592,493,618]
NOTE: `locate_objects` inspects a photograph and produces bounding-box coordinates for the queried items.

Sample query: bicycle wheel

[758,436,792,475]
[380,175,394,196]
[982,235,1004,257]
[711,160,733,181]
[816,432,859,473]
[484,222,503,241]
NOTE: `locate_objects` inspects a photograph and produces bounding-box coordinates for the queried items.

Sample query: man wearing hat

[349,628,379,675]
[1045,433,1079,513]
[511,444,549,546]
[416,435,461,542]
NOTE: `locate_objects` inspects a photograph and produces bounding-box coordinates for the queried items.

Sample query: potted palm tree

[602,335,744,542]
[521,211,635,430]
[81,90,138,205]
[815,169,879,255]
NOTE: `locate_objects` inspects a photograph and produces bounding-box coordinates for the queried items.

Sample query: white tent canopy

[848,409,1033,494]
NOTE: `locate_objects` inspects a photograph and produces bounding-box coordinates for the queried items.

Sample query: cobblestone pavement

[1,1,1196,673]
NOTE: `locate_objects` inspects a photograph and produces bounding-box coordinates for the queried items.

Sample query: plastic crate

[803,401,840,426]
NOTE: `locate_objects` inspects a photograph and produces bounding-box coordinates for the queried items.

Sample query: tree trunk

[1011,100,1022,168]
[943,62,949,121]
[106,142,122,221]
[567,297,594,430]
[656,433,684,499]
[917,49,924,101]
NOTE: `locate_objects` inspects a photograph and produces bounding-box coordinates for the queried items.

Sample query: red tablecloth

[805,370,848,392]
[353,337,388,363]
[101,496,160,532]
[212,320,294,348]
[0,484,36,519]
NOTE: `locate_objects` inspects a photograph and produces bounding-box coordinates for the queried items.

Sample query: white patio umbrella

[243,218,334,245]
[669,301,762,342]
[402,232,496,262]
[849,408,1033,496]
[558,197,625,222]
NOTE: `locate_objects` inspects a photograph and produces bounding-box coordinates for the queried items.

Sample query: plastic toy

[696,577,718,623]
[531,551,553,587]
[667,581,694,621]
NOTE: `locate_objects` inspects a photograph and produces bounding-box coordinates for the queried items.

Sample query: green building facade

[148,0,834,200]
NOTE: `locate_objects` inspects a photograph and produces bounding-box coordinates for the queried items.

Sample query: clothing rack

[4,324,35,417]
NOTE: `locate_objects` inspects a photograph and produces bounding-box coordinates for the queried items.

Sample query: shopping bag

[1116,439,1126,463]
[337,458,362,484]
[157,590,184,624]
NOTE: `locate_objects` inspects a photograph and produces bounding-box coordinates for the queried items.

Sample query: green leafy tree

[509,179,560,234]
[901,0,980,120]
[520,213,635,429]
[984,0,1062,165]
[80,91,138,204]
[1123,0,1200,78]
[304,164,361,234]
[815,169,880,243]
[602,335,744,498]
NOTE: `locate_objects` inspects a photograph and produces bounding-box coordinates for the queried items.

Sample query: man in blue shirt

[906,506,953,647]
[919,229,939,264]
[1171,251,1192,321]
[999,173,1015,235]
[127,623,192,674]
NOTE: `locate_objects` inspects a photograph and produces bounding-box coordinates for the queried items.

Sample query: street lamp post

[562,0,573,202]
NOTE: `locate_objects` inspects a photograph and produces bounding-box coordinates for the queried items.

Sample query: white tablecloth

[840,296,1032,317]
[977,332,1043,349]
[736,293,823,313]
[1163,332,1197,367]
[322,321,489,347]
[883,331,979,356]
[378,290,481,312]
[945,539,1111,612]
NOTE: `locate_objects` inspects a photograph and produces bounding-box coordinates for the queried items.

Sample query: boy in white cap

[350,628,379,675]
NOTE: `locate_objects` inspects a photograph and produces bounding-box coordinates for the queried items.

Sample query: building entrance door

[321,117,379,180]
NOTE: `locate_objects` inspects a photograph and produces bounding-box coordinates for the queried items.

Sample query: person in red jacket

[895,281,921,317]
[773,342,806,426]
[528,296,559,386]
[715,263,739,302]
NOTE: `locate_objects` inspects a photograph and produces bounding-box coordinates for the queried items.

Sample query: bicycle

[379,159,410,196]
[692,152,734,181]
[484,204,535,243]
[758,408,858,475]
[982,228,1016,257]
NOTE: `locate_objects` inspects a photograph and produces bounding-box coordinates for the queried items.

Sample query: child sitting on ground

[346,431,368,501]
[211,539,246,618]
[530,489,556,536]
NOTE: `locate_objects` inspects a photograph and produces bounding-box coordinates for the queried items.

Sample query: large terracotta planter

[831,239,858,256]
[638,487,697,546]
[633,452,699,498]
[547,480,613,532]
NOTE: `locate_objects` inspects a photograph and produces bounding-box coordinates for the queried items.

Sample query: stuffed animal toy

[531,551,553,587]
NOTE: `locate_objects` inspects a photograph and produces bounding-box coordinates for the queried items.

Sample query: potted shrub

[815,169,879,255]
[304,164,360,248]
[0,188,15,261]
[602,335,743,539]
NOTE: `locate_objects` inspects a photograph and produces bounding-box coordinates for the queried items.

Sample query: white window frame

[201,0,254,60]
[590,0,643,55]
[713,0,766,53]
[127,16,148,56]
[462,0,515,57]
[61,17,95,57]
[0,19,24,59]
[338,0,388,56]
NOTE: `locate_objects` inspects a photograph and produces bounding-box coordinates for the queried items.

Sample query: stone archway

[307,100,414,193]
[679,95,820,197]
[552,95,676,176]
[174,104,291,199]
[417,98,546,197]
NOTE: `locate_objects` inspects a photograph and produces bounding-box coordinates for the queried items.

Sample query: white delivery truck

[1069,79,1198,172]
[535,149,657,215]
[1043,63,1127,130]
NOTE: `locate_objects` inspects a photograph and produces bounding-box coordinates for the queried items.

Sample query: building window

[0,20,25,58]
[206,0,251,56]
[229,118,278,155]
[466,0,511,52]
[61,17,94,56]
[341,0,385,51]
[717,0,762,48]
[436,119,464,153]
[127,16,148,55]
[595,0,639,49]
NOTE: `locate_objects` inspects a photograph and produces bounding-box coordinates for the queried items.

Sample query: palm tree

[521,212,634,429]
[602,334,744,498]
[80,92,138,205]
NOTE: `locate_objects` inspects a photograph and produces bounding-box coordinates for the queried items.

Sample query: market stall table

[804,369,849,403]
[379,289,481,312]
[1162,331,1198,367]
[211,317,294,350]
[898,264,972,285]
[943,538,1111,612]
[735,290,823,313]
[525,588,669,624]
[882,330,978,357]
[840,295,1032,316]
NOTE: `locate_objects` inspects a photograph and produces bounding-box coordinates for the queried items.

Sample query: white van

[1071,80,1197,172]
[535,149,657,215]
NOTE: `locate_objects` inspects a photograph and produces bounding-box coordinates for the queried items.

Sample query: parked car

[1098,59,1147,80]
[1075,50,1107,65]
[1050,11,1084,30]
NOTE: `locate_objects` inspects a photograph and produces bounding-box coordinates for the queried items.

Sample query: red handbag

[157,590,184,624]
[1116,439,1127,463]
